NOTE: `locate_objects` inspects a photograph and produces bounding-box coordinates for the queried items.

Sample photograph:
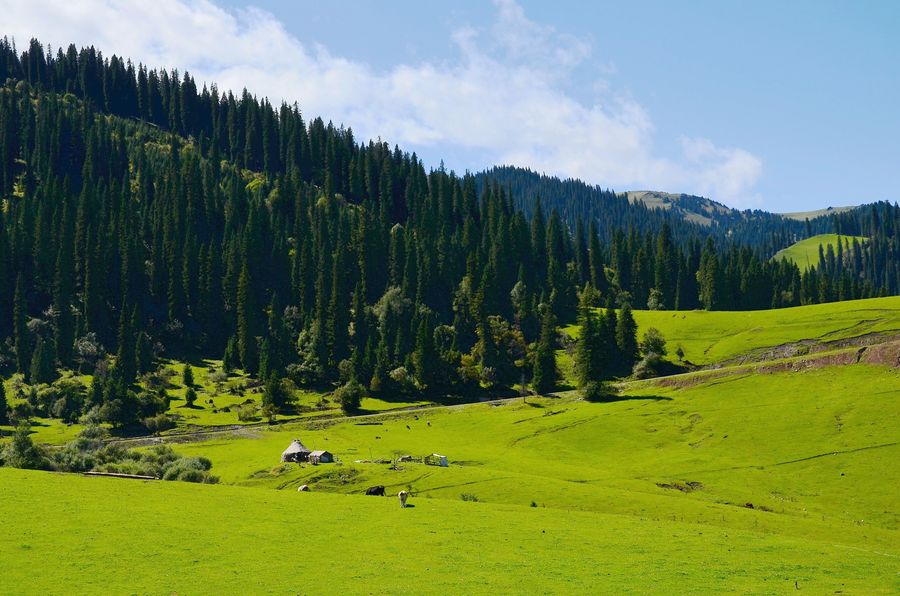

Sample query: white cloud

[0,0,764,207]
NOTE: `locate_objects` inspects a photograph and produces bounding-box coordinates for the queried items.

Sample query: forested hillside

[0,37,898,425]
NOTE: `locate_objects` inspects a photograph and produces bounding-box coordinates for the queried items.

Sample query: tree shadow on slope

[587,393,673,404]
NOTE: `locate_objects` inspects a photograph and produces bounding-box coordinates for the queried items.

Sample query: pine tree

[115,306,136,384]
[236,260,259,374]
[258,337,271,380]
[574,297,605,387]
[531,308,558,394]
[223,335,239,373]
[135,331,152,376]
[615,303,639,373]
[182,363,194,388]
[13,273,30,379]
[185,387,197,407]
[29,337,56,385]
[412,316,437,391]
[0,381,7,423]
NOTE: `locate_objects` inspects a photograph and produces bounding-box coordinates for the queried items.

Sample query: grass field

[5,466,897,594]
[3,360,898,593]
[564,296,900,365]
[0,359,430,445]
[3,298,899,592]
[772,233,867,269]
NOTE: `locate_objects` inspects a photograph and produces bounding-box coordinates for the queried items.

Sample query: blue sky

[4,0,898,211]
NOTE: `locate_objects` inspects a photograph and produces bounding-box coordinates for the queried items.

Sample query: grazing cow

[297,484,310,492]
[365,485,385,496]
[398,490,410,508]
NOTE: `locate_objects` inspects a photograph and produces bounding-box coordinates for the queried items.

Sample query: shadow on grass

[587,394,673,404]
[107,422,155,438]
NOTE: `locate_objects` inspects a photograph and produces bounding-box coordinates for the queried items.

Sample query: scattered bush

[639,328,668,357]
[161,457,215,482]
[0,422,53,470]
[389,366,417,394]
[236,403,259,422]
[143,414,176,434]
[84,444,218,483]
[631,352,687,380]
[460,493,479,502]
[260,403,278,424]
[632,353,661,379]
[581,381,615,402]
[261,375,294,411]
[334,380,364,414]
[9,401,34,425]
[208,368,228,389]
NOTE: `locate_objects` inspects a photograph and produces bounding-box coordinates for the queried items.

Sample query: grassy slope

[2,465,897,594]
[773,233,867,269]
[0,359,429,443]
[780,206,857,221]
[3,298,899,592]
[172,365,900,535]
[564,296,900,366]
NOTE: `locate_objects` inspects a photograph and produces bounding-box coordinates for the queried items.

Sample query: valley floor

[1,465,897,594]
[2,297,899,593]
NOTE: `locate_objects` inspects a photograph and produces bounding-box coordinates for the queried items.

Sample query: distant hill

[477,166,839,250]
[622,190,734,227]
[779,206,858,222]
[773,234,868,269]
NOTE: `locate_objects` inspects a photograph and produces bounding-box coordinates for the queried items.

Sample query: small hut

[308,450,333,464]
[281,439,312,463]
[424,453,448,467]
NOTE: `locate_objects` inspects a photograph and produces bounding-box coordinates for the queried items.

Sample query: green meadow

[563,295,900,365]
[5,465,896,594]
[2,297,899,593]
[772,233,867,269]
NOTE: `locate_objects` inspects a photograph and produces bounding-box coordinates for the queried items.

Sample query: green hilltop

[773,233,867,270]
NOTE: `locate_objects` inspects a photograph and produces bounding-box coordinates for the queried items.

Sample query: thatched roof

[282,439,311,456]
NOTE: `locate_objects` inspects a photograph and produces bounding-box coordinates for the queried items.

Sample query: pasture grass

[2,465,897,594]
[169,364,899,556]
[563,295,900,365]
[2,298,899,592]
[772,233,867,269]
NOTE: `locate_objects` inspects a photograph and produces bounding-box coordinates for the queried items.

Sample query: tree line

[0,38,897,428]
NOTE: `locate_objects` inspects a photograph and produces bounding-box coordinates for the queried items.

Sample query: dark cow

[365,485,386,496]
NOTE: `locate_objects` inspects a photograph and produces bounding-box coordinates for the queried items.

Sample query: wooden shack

[308,450,333,464]
[424,453,448,467]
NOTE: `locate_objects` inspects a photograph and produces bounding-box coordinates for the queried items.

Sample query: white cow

[398,490,409,508]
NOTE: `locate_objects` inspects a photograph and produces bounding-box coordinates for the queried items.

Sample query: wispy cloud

[1,0,763,207]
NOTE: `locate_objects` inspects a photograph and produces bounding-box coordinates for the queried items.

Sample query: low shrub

[581,381,615,402]
[237,403,259,422]
[143,414,176,434]
[334,380,364,414]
